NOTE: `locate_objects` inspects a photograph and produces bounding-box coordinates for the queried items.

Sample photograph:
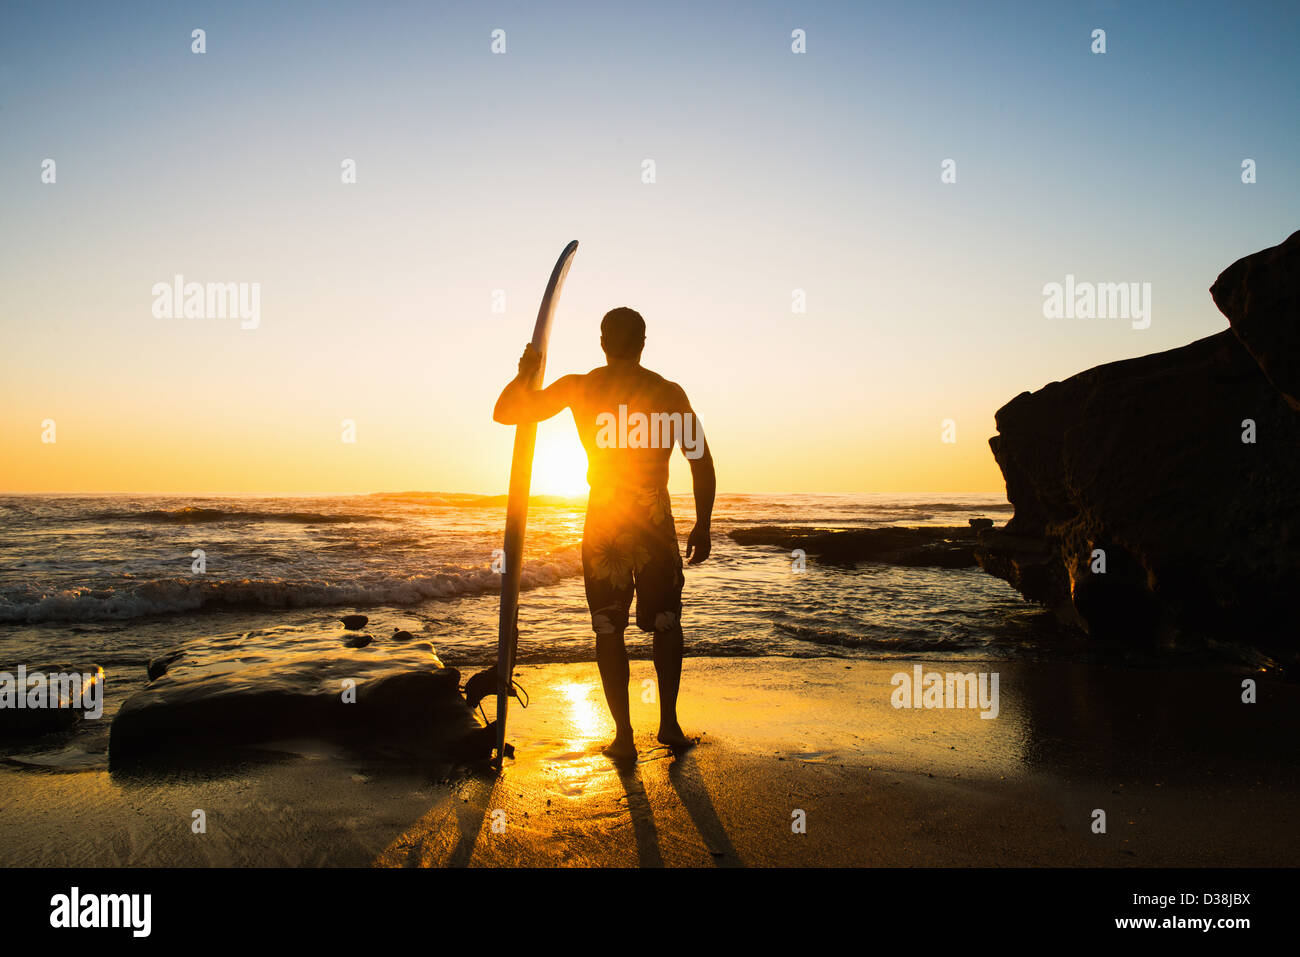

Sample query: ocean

[0,491,1057,732]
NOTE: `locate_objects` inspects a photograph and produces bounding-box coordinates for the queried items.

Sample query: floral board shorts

[582,485,684,634]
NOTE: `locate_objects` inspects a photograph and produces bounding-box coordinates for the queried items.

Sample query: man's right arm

[493,344,579,425]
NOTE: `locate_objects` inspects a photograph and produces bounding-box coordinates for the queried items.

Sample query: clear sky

[2,0,1297,495]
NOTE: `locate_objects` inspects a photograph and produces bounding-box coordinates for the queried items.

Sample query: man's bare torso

[569,364,691,491]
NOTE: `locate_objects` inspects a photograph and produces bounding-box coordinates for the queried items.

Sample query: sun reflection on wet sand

[543,681,614,793]
[558,681,604,747]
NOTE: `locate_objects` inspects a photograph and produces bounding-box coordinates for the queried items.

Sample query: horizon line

[0,488,1012,498]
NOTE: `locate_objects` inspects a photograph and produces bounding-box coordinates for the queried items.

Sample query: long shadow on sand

[615,762,665,867]
[440,769,502,868]
[665,749,743,867]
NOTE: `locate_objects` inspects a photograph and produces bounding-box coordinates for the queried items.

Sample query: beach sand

[1,657,1295,867]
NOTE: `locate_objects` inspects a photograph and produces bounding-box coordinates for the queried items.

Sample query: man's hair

[600,307,646,359]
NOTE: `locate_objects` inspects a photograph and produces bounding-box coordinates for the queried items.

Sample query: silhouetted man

[494,307,715,761]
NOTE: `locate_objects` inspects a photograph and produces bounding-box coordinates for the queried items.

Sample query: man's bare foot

[602,731,637,762]
[656,723,698,752]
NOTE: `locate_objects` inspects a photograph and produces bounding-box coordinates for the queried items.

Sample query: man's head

[600,307,645,361]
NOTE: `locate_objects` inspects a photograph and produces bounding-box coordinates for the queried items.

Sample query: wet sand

[1,657,1296,867]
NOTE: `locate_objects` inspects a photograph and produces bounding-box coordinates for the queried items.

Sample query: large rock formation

[976,231,1300,657]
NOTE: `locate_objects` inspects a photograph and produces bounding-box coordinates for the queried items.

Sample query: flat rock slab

[109,629,474,767]
[728,526,980,567]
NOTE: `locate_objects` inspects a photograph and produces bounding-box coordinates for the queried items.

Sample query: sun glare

[530,431,589,498]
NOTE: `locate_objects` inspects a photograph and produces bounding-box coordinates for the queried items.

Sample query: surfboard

[493,240,579,766]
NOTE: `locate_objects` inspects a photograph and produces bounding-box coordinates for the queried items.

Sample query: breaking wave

[0,553,582,623]
[83,507,389,525]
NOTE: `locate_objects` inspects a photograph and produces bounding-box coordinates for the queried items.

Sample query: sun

[530,425,589,498]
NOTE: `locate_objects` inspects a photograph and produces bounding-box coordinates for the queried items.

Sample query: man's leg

[594,620,636,760]
[636,501,694,751]
[651,617,684,742]
[582,496,637,761]
[651,615,694,749]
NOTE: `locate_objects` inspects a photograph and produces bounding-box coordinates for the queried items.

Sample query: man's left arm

[679,390,715,565]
